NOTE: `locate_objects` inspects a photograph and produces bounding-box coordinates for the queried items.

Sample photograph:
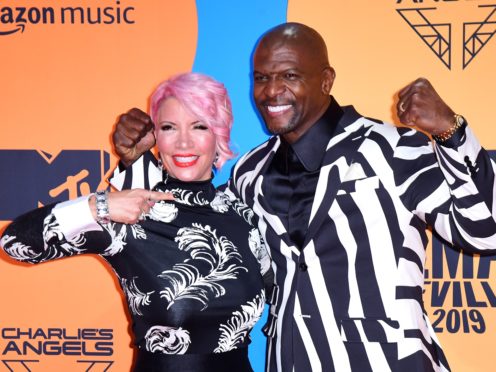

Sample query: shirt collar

[287,97,344,172]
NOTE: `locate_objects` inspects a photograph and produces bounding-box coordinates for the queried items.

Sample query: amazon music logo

[0,0,135,36]
[395,0,496,69]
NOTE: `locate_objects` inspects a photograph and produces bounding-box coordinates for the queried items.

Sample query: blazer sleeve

[394,125,496,254]
[110,151,162,191]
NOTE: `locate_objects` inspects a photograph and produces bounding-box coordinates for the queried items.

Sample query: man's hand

[397,78,455,136]
[112,108,156,167]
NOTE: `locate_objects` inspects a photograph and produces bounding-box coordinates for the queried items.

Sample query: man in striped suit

[112,23,496,372]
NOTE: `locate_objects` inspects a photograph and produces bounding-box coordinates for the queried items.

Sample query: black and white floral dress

[1,176,272,372]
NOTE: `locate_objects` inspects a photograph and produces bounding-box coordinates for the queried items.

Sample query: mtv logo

[0,150,111,220]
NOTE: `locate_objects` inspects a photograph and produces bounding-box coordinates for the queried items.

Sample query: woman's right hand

[89,189,173,224]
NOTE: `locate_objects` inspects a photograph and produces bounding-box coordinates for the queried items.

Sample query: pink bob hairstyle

[149,72,235,169]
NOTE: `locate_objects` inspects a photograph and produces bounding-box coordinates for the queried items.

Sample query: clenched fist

[397,78,455,136]
[112,108,156,167]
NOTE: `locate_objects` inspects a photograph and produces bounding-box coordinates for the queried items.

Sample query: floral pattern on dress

[159,223,247,310]
[149,202,179,223]
[145,325,191,354]
[121,277,154,316]
[214,292,266,353]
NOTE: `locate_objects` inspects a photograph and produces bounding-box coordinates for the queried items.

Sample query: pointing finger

[148,190,175,203]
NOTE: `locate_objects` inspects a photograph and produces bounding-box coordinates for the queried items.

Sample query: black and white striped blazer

[112,106,496,372]
[227,106,496,372]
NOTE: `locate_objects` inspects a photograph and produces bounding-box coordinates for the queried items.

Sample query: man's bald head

[256,22,330,71]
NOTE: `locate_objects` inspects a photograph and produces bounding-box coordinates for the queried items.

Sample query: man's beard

[265,119,297,135]
[261,107,300,136]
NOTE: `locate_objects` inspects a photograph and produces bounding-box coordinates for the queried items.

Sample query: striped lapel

[241,136,287,224]
[304,114,374,247]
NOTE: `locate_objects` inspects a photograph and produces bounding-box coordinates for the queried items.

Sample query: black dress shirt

[263,98,344,249]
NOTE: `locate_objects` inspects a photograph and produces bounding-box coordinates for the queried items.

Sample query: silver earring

[157,157,163,169]
[214,153,220,166]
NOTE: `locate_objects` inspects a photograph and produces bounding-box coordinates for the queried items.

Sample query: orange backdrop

[1,1,495,371]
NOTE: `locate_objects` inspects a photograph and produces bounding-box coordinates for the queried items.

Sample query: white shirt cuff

[53,195,103,240]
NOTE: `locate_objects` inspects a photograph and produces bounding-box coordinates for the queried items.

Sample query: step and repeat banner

[0,1,494,371]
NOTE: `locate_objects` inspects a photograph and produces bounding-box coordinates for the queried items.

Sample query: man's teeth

[175,156,198,162]
[267,105,291,113]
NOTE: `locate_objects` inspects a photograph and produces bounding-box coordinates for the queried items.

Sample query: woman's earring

[157,155,168,183]
[213,153,220,167]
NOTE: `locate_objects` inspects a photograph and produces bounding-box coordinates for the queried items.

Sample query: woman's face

[155,97,217,182]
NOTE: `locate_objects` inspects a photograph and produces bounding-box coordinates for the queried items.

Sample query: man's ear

[321,67,336,95]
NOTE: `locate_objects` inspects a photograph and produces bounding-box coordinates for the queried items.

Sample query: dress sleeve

[1,202,114,264]
[395,125,496,254]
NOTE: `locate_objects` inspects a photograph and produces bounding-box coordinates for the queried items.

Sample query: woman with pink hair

[1,72,272,372]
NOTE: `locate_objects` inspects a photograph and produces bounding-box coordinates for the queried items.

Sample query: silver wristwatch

[95,190,110,225]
